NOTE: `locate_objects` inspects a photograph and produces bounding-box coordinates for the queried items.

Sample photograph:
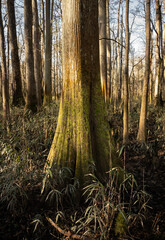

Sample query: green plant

[42,166,80,210]
[64,168,151,240]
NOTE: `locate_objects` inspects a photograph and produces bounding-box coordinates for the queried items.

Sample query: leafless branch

[99,37,125,48]
[46,216,93,240]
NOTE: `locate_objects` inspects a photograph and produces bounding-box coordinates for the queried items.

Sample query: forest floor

[109,103,165,239]
[0,100,165,240]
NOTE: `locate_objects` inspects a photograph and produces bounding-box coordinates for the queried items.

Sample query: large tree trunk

[137,0,150,142]
[45,0,120,186]
[24,0,37,112]
[44,0,52,104]
[32,0,43,107]
[7,0,25,106]
[123,0,129,144]
[0,0,10,125]
[99,0,107,101]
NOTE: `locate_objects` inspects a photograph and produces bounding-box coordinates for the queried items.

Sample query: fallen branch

[46,216,87,239]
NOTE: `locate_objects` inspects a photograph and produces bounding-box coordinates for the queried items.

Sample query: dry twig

[46,216,90,240]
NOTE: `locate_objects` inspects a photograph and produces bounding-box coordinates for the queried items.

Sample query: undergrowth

[0,100,164,239]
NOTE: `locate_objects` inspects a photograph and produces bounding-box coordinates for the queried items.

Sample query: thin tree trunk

[0,65,2,97]
[123,0,129,144]
[44,0,52,104]
[55,23,59,100]
[106,0,111,101]
[7,0,25,106]
[99,0,107,101]
[154,0,162,105]
[24,0,37,112]
[117,0,122,102]
[119,11,123,101]
[7,23,9,83]
[57,29,61,97]
[32,0,43,107]
[163,0,165,101]
[150,29,154,104]
[0,0,10,125]
[42,0,45,48]
[137,0,150,142]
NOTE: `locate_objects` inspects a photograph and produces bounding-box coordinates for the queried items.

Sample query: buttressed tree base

[45,0,121,186]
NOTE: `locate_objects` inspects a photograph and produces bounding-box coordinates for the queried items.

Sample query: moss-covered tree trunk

[45,0,117,185]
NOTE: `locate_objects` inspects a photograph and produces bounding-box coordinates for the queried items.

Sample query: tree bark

[106,0,111,101]
[154,0,162,105]
[24,0,37,112]
[7,0,25,106]
[150,29,154,104]
[137,0,150,142]
[45,0,121,186]
[123,0,129,144]
[44,0,52,104]
[119,11,123,101]
[162,0,165,101]
[99,0,107,101]
[32,0,43,107]
[117,0,122,102]
[0,65,2,97]
[0,0,10,125]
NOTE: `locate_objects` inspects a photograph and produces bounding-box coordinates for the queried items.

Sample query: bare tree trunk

[7,23,9,83]
[137,0,150,142]
[99,0,107,101]
[117,0,122,102]
[50,0,54,98]
[55,23,59,99]
[42,0,45,48]
[162,0,165,101]
[154,0,162,105]
[7,0,25,106]
[0,0,10,125]
[53,34,56,98]
[44,0,52,104]
[150,29,154,104]
[123,0,129,144]
[0,65,2,98]
[106,0,111,101]
[41,0,45,94]
[57,29,61,97]
[24,0,37,112]
[160,3,164,103]
[119,11,123,101]
[32,0,43,107]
